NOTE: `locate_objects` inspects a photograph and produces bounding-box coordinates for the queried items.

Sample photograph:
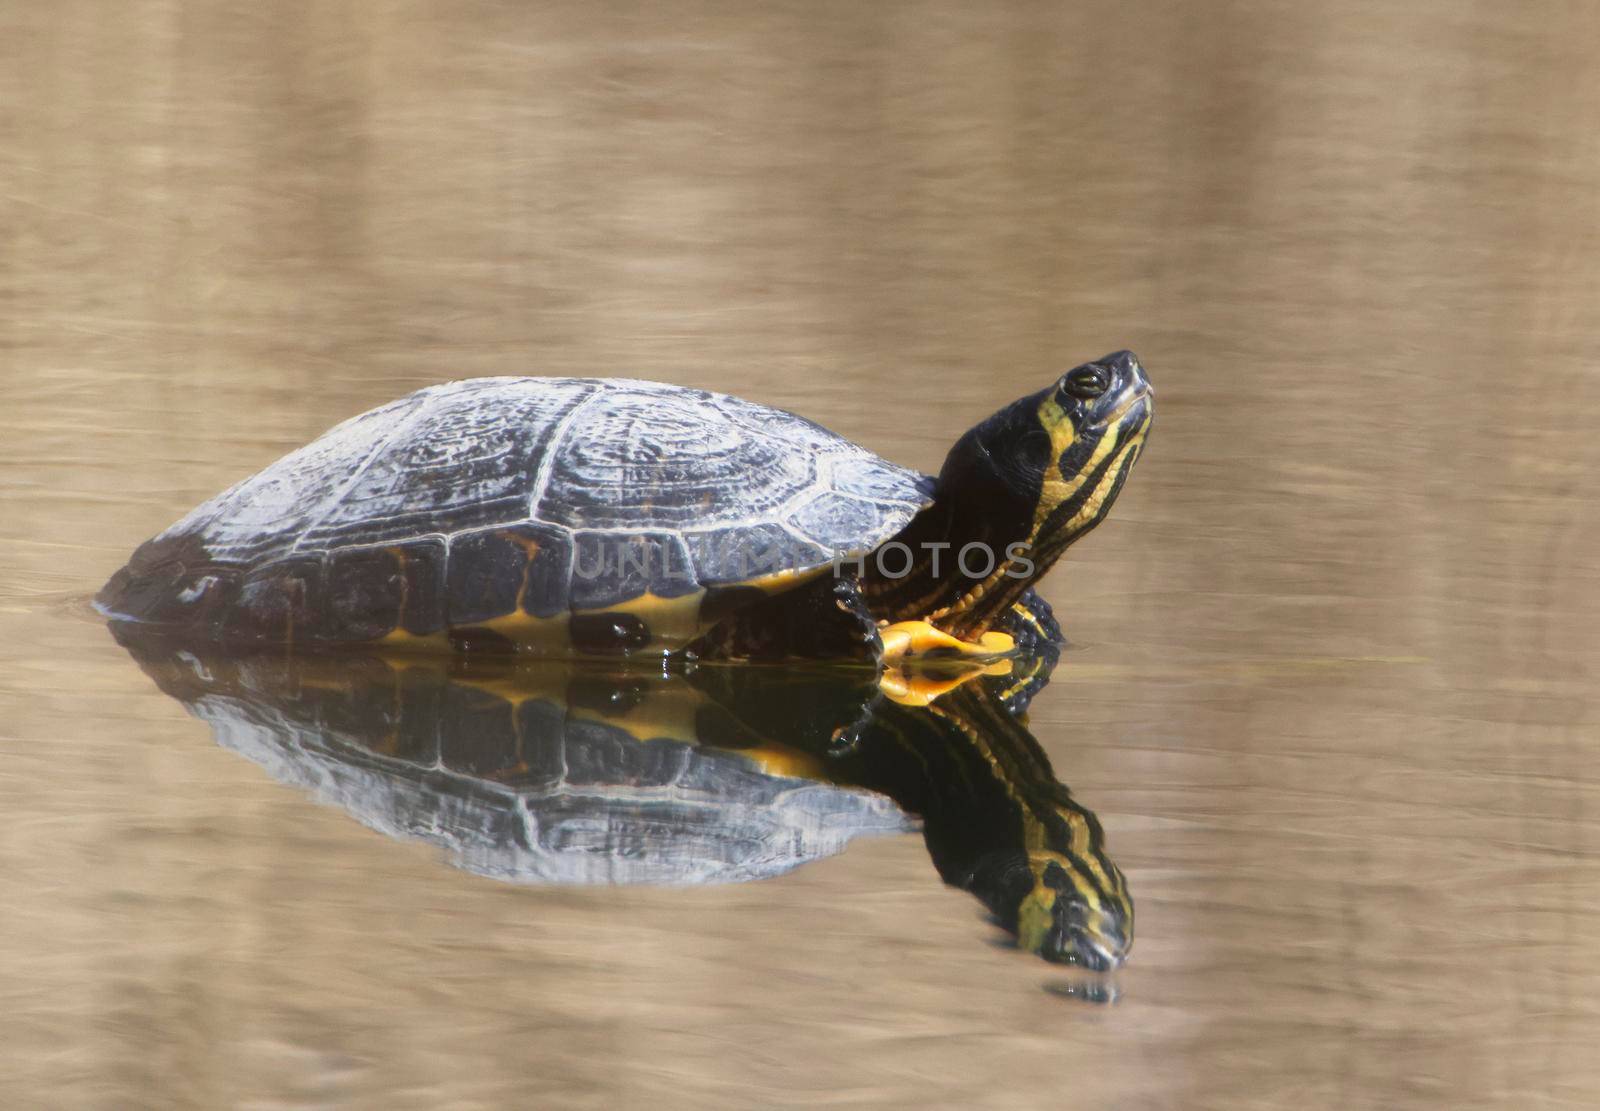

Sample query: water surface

[4,1,1600,1108]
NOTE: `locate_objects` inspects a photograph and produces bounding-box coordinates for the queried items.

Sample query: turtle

[112,624,1133,970]
[97,351,1152,670]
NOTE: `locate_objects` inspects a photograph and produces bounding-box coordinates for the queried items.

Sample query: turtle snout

[1036,895,1132,971]
[1015,854,1134,970]
[1095,349,1152,399]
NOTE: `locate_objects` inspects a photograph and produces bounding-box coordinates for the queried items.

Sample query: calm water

[4,2,1600,1108]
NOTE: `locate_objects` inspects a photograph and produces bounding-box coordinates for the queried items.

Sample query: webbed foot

[879,620,1014,666]
[878,658,1012,707]
[982,588,1064,715]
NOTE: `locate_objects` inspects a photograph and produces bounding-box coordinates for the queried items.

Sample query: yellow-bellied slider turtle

[115,629,1132,971]
[98,353,1151,668]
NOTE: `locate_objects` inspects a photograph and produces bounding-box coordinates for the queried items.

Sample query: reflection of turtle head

[837,684,1134,970]
[1010,810,1133,971]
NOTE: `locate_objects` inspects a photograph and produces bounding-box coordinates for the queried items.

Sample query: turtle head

[1014,850,1134,971]
[860,351,1152,640]
[936,351,1152,578]
[1030,350,1154,554]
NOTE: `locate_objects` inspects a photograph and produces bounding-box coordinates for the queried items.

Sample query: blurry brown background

[4,2,1600,1108]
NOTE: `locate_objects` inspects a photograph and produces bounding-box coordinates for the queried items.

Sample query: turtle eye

[1059,365,1110,401]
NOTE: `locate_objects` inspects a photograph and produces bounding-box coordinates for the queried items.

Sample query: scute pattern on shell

[147,377,934,614]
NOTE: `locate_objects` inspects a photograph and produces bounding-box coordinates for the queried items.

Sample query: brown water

[4,1,1600,1107]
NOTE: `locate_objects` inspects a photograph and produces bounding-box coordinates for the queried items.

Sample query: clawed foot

[879,620,1014,666]
[875,621,1017,706]
[877,660,1011,707]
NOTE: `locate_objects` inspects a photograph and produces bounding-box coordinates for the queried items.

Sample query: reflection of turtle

[98,354,1151,676]
[838,684,1132,971]
[115,628,1132,970]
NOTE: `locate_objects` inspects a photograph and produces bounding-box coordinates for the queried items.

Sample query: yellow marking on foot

[878,662,1008,707]
[876,656,1011,710]
[879,620,1014,665]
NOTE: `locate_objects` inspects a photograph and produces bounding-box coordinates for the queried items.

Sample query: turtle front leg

[685,575,882,663]
[980,587,1064,715]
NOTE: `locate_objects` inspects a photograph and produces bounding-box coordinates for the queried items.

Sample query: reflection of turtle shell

[97,378,934,653]
[115,626,1132,971]
[120,632,913,885]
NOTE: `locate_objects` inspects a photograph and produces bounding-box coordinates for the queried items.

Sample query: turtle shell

[98,378,935,652]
